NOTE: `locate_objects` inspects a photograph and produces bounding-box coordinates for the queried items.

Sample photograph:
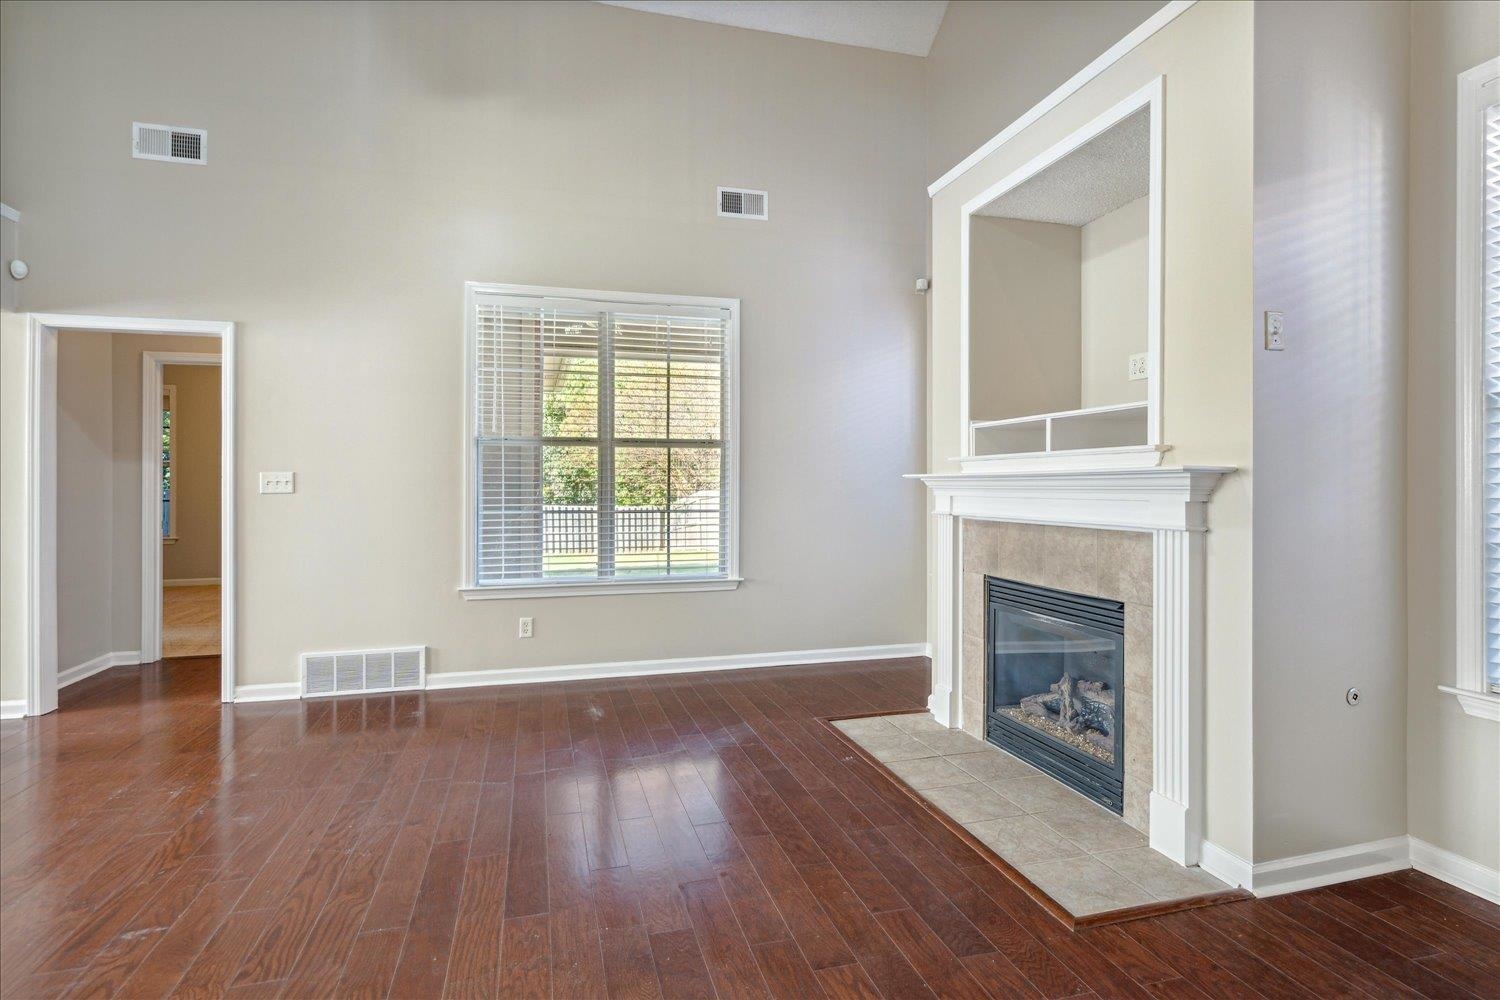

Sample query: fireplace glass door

[986,577,1126,813]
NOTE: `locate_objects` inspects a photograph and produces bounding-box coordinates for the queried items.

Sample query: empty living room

[2,0,1498,997]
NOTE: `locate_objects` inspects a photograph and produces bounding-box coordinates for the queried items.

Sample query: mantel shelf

[906,465,1235,534]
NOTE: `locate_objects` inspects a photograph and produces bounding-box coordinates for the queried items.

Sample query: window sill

[460,577,743,600]
[162,537,177,545]
[1439,685,1500,722]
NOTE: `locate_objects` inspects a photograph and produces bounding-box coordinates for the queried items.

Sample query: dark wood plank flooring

[2,655,1496,999]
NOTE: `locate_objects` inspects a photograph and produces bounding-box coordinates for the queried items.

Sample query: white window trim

[459,282,741,600]
[161,383,178,542]
[1450,56,1500,722]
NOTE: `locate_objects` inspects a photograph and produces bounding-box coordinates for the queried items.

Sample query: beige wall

[0,310,22,702]
[0,0,927,693]
[924,0,1168,185]
[968,216,1081,424]
[1407,0,1500,872]
[1,215,22,700]
[1253,0,1411,861]
[1080,196,1149,408]
[1,216,16,313]
[161,363,220,582]
[56,331,114,669]
[927,0,1256,857]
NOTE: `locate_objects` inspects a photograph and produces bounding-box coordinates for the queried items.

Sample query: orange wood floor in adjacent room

[1,655,1496,998]
[162,585,220,659]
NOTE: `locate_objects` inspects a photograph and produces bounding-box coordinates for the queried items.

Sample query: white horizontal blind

[1483,102,1500,693]
[472,289,732,587]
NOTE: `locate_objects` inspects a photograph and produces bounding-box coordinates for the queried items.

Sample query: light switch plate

[1264,310,1286,351]
[1127,353,1149,381]
[259,471,295,494]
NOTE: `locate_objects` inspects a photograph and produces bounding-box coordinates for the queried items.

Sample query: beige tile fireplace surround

[961,520,1154,832]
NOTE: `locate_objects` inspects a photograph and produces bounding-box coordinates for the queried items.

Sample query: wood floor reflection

[1,656,1496,998]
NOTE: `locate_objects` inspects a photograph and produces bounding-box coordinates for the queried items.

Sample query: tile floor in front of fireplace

[833,711,1230,918]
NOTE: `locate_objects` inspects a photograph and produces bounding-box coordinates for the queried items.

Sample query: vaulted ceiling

[596,1,950,57]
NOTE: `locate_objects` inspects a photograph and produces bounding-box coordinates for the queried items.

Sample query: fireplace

[986,576,1126,814]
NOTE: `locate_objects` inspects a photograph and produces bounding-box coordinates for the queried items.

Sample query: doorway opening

[151,354,222,661]
[22,314,236,716]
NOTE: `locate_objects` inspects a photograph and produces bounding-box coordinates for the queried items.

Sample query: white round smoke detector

[8,259,28,280]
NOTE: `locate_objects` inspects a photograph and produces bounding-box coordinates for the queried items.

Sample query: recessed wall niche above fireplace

[987,577,1126,813]
[960,79,1162,471]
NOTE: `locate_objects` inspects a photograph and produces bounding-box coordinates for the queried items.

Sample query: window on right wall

[1452,56,1500,720]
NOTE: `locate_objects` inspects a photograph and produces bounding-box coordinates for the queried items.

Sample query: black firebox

[986,577,1126,813]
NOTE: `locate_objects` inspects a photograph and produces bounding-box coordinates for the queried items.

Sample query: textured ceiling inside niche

[975,108,1150,227]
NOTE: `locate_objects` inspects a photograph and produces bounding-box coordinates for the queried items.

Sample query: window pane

[669,357,722,440]
[543,445,598,577]
[544,350,599,439]
[669,447,723,575]
[476,440,542,584]
[614,445,668,577]
[613,314,725,442]
[615,354,668,439]
[1483,103,1500,691]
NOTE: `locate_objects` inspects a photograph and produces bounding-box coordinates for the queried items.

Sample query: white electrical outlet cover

[1264,311,1286,351]
[1127,353,1149,381]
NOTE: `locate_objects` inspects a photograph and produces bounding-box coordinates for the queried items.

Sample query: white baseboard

[164,577,220,587]
[233,682,301,703]
[0,700,25,720]
[58,650,141,689]
[1410,836,1500,905]
[1199,839,1252,890]
[230,642,928,704]
[1248,835,1412,897]
[424,642,930,692]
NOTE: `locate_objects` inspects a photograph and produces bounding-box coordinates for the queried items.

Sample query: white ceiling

[597,1,950,57]
[976,108,1150,227]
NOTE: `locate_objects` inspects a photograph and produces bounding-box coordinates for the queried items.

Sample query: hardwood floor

[2,656,1496,999]
[162,585,220,659]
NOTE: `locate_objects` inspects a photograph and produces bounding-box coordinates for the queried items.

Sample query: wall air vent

[300,645,425,698]
[717,186,768,220]
[133,122,206,164]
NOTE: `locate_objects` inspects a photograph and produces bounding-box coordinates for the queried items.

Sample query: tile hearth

[833,711,1230,918]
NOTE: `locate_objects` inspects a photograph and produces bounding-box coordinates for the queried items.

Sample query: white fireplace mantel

[913,465,1233,867]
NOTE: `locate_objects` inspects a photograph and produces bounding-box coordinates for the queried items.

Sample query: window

[462,283,739,598]
[1483,99,1500,697]
[1452,58,1500,719]
[161,384,177,541]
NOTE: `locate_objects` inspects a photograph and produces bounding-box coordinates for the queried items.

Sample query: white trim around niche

[927,1,1195,197]
[1452,56,1500,722]
[958,77,1165,468]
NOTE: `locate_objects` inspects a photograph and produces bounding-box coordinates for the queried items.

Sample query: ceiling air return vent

[132,122,206,164]
[300,645,425,698]
[717,186,768,220]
